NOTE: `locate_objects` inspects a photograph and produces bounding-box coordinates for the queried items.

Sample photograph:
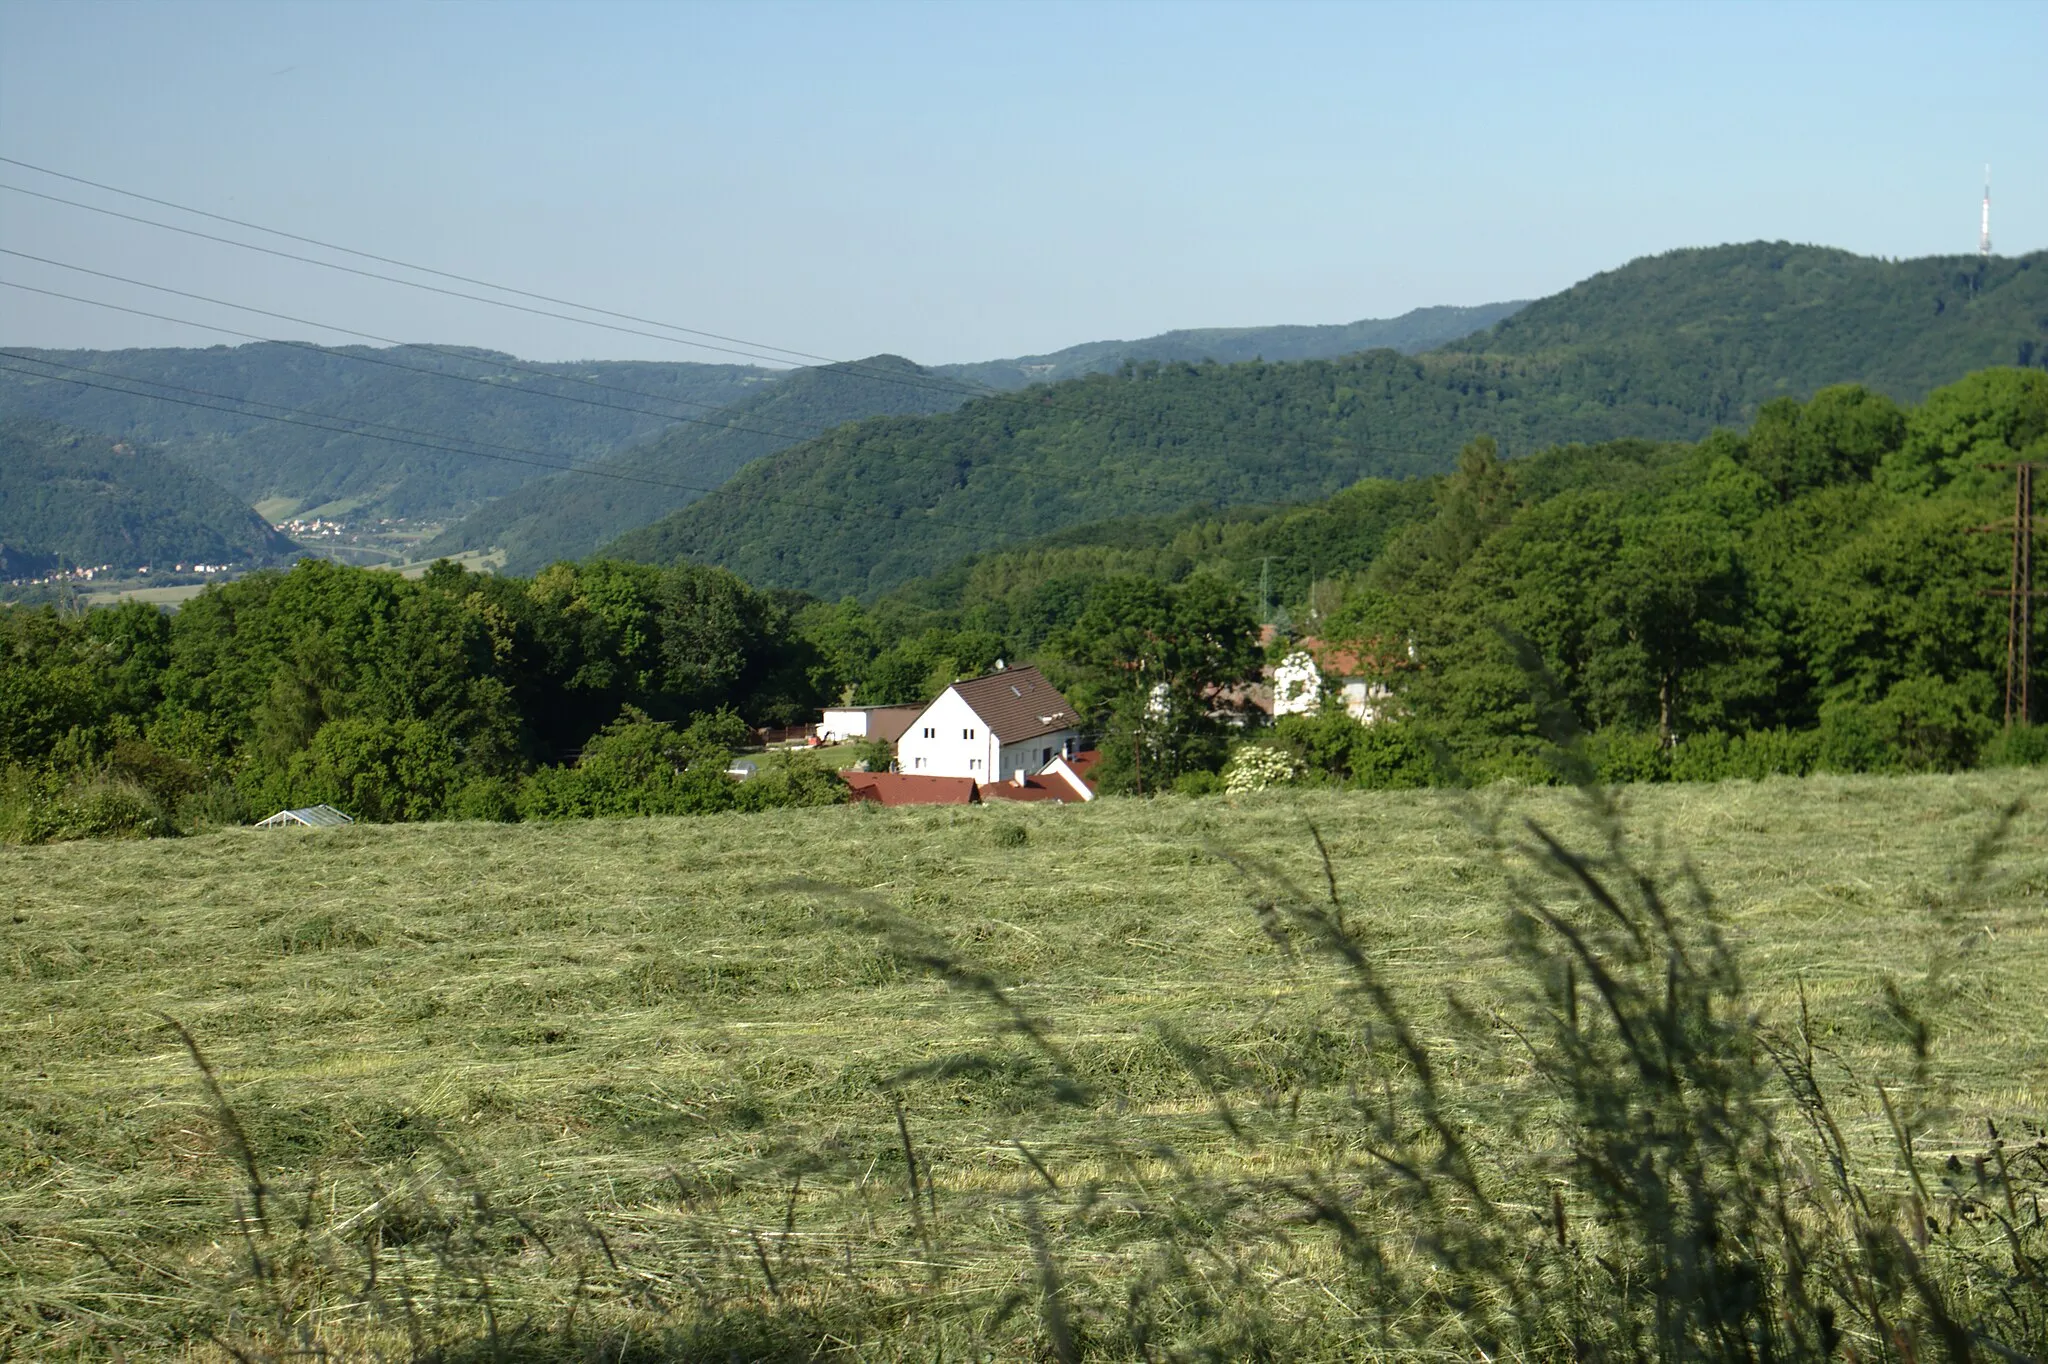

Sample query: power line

[0,263,883,455]
[0,178,1001,411]
[0,274,1237,504]
[0,160,1482,458]
[2,265,1460,513]
[0,152,861,371]
[0,158,1482,533]
[0,351,1026,539]
[8,260,1437,509]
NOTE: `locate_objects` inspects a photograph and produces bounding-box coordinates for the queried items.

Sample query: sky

[0,0,2042,367]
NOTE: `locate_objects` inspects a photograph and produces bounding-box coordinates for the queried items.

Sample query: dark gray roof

[950,666,1080,743]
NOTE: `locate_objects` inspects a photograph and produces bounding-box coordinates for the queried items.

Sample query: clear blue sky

[1,0,2041,365]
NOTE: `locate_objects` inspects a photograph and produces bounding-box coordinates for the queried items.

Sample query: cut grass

[2,772,2045,1358]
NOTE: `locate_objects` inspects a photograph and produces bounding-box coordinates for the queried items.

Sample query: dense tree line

[6,367,2046,839]
[802,368,2048,792]
[932,299,1525,389]
[1271,367,2048,785]
[0,557,842,839]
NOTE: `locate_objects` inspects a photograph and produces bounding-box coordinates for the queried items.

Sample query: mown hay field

[4,773,2047,1359]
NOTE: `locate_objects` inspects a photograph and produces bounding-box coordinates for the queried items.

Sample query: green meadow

[5,773,2046,1360]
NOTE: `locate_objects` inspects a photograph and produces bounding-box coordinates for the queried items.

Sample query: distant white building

[1271,639,1399,724]
[816,704,923,745]
[894,665,1082,781]
[1271,651,1323,717]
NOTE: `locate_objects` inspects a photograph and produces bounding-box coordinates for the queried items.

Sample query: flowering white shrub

[1272,650,1322,716]
[1223,744,1302,793]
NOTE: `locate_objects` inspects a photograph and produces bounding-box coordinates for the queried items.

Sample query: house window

[1041,747,1051,763]
[922,727,935,739]
[963,728,975,740]
[914,757,926,769]
[969,759,982,771]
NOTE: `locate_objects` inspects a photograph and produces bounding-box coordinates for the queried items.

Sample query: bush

[1223,744,1302,793]
[732,752,845,812]
[1669,727,1820,782]
[450,776,520,823]
[0,768,177,844]
[273,717,461,822]
[1173,769,1226,797]
[1347,720,1439,789]
[1590,730,1670,784]
[840,737,894,773]
[1820,678,1996,774]
[178,780,250,830]
[1266,711,1438,789]
[1984,723,2048,767]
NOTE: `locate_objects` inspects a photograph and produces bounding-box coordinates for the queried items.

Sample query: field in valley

[4,773,2046,1360]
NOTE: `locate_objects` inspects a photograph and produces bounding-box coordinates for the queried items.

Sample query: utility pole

[1977,462,2043,729]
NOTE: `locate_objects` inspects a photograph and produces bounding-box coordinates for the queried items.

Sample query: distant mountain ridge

[601,243,2048,600]
[425,354,972,575]
[0,343,777,523]
[935,301,1527,389]
[0,415,298,577]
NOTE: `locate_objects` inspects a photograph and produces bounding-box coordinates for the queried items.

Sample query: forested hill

[934,301,1527,389]
[601,243,2048,600]
[425,355,971,575]
[0,343,776,522]
[0,416,298,578]
[1440,243,2048,398]
[873,436,1683,643]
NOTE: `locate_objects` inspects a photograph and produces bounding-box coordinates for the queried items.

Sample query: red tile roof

[979,776,1068,803]
[978,749,1103,804]
[839,771,981,806]
[1282,636,1409,680]
[949,666,1080,743]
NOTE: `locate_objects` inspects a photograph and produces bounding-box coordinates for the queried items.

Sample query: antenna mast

[1981,164,1993,258]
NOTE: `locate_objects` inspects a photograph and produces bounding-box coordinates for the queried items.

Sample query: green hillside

[0,416,297,577]
[934,300,1527,389]
[0,342,776,522]
[604,244,2048,599]
[877,436,1680,644]
[425,355,971,575]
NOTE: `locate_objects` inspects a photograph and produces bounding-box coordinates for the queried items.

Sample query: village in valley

[4,2,2045,1360]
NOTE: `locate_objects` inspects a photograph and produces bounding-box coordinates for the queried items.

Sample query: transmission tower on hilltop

[1981,165,1993,258]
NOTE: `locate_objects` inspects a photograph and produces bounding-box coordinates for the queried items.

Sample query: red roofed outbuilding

[839,771,982,806]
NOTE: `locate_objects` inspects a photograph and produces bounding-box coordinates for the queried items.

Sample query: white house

[894,665,1082,781]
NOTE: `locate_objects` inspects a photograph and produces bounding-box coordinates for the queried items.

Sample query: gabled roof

[840,771,981,806]
[980,776,1068,803]
[1063,749,1102,785]
[983,749,1103,804]
[948,666,1080,743]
